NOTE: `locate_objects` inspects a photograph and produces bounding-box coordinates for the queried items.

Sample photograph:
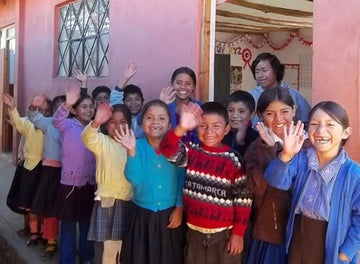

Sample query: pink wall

[313,0,360,161]
[0,0,16,27]
[16,0,202,113]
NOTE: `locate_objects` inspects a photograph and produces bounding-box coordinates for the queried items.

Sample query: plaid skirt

[87,199,131,242]
[30,166,61,216]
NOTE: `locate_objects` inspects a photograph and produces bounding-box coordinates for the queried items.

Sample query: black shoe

[26,233,40,247]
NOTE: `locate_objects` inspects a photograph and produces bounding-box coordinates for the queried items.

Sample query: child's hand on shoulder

[256,121,275,147]
[114,124,136,156]
[65,86,80,108]
[227,233,243,256]
[167,206,183,229]
[92,103,112,127]
[1,93,15,110]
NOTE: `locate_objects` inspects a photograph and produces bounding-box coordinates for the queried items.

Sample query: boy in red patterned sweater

[160,101,253,264]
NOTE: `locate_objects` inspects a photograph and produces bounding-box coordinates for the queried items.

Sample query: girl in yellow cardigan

[2,92,50,246]
[82,102,133,264]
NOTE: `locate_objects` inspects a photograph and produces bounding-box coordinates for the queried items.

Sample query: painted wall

[313,0,360,161]
[0,1,16,27]
[15,0,202,112]
[216,29,313,102]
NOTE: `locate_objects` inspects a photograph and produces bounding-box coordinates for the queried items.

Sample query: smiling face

[72,98,95,125]
[308,108,351,160]
[255,60,278,89]
[124,93,143,116]
[261,100,296,139]
[197,113,230,148]
[227,101,254,130]
[106,111,129,139]
[142,105,170,140]
[172,73,195,101]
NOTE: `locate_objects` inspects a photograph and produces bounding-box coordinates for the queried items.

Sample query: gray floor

[0,153,102,264]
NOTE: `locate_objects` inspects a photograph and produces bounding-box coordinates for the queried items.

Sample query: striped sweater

[160,130,253,236]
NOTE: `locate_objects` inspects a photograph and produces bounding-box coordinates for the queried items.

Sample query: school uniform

[52,103,95,264]
[82,123,132,242]
[120,137,185,264]
[265,148,360,264]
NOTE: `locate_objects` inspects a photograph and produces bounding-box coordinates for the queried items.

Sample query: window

[57,0,109,77]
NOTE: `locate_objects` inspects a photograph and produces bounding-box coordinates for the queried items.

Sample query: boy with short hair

[160,102,253,264]
[223,90,259,158]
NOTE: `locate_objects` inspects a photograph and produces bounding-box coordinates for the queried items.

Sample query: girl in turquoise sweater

[116,99,185,264]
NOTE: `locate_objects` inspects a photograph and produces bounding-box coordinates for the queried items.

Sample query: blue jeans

[60,220,94,264]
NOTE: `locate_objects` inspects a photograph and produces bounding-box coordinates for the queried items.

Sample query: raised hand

[72,69,87,87]
[1,93,15,110]
[114,124,136,156]
[93,103,112,126]
[160,86,176,104]
[123,63,137,81]
[30,94,47,108]
[119,63,137,88]
[65,86,80,108]
[280,120,305,162]
[179,102,203,131]
[256,122,275,147]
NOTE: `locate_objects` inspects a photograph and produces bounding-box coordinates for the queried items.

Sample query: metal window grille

[57,0,109,77]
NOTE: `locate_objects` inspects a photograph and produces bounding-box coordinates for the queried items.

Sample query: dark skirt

[6,163,28,215]
[16,162,42,210]
[246,238,286,264]
[54,183,95,222]
[87,199,131,242]
[30,166,61,216]
[288,214,327,264]
[120,203,185,264]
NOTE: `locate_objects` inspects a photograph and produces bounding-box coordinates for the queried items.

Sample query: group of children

[4,54,360,264]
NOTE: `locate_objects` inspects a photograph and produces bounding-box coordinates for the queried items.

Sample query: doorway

[0,25,15,153]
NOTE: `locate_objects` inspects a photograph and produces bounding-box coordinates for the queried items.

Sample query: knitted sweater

[160,130,252,236]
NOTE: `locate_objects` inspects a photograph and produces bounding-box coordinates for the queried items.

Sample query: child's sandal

[41,241,57,260]
[26,233,40,247]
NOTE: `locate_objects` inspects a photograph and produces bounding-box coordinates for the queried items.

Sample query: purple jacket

[52,104,95,186]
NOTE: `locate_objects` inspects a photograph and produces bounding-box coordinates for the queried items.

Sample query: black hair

[102,104,132,135]
[171,67,197,86]
[250,53,285,82]
[139,99,171,125]
[257,87,294,115]
[123,84,144,102]
[51,95,66,115]
[201,102,229,124]
[91,86,111,100]
[309,101,350,145]
[73,94,94,109]
[226,90,256,113]
[112,104,132,127]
